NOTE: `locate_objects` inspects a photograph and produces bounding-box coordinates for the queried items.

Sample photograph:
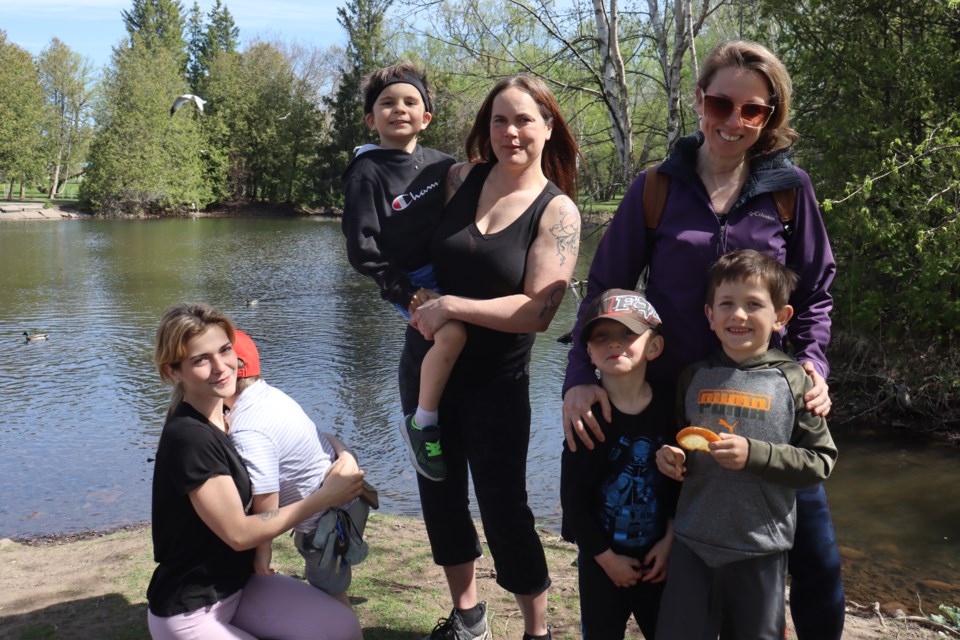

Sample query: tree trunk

[593,0,634,188]
[49,150,63,199]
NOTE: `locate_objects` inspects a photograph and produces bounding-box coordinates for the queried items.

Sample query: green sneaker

[423,602,490,640]
[400,414,447,481]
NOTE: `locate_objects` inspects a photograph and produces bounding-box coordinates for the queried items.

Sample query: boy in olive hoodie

[656,249,838,640]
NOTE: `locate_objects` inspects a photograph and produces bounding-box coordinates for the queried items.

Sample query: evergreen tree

[122,0,188,72]
[186,1,205,91]
[81,43,210,214]
[206,0,239,54]
[187,0,240,95]
[313,0,394,207]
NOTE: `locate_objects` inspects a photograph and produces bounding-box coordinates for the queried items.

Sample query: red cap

[233,330,261,378]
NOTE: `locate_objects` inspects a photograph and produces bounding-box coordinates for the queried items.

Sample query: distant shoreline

[0,200,342,221]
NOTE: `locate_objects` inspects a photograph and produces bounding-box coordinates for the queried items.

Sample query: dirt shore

[0,515,948,640]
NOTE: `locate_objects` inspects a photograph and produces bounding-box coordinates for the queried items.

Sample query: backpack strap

[642,164,669,230]
[773,188,797,237]
[643,162,797,236]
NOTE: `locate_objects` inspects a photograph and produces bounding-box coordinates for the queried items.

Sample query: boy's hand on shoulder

[595,549,643,588]
[656,445,686,481]
[710,434,749,471]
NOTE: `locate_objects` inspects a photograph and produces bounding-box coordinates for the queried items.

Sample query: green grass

[3,180,80,201]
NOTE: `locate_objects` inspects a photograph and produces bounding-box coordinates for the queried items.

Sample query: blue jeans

[788,483,845,640]
[393,263,440,320]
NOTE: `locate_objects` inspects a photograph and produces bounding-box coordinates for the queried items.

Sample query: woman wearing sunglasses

[562,41,842,639]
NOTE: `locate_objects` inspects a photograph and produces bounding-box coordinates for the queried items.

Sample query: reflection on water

[1,216,957,610]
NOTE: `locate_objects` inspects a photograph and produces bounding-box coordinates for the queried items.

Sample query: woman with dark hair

[148,303,364,640]
[405,75,581,640]
[562,41,844,639]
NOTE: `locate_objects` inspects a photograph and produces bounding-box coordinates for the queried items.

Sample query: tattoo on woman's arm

[549,199,580,266]
[257,510,279,521]
[539,284,566,318]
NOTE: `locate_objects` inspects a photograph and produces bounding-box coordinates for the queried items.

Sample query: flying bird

[170,94,207,116]
[278,112,291,120]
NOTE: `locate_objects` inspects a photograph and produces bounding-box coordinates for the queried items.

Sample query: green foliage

[122,0,188,72]
[312,0,394,208]
[0,32,48,188]
[826,118,960,342]
[930,604,960,631]
[763,0,960,402]
[188,0,240,93]
[80,44,211,214]
[36,38,95,197]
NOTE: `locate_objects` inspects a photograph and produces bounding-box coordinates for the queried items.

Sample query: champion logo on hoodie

[391,180,441,212]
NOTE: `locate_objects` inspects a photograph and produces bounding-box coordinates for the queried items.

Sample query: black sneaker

[522,626,552,640]
[400,414,447,481]
[423,602,490,640]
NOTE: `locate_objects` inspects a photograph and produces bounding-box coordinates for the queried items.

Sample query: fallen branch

[894,615,960,637]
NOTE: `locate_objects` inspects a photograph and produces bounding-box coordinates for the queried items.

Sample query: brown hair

[465,74,581,201]
[706,249,798,309]
[697,41,799,156]
[155,303,235,417]
[361,60,435,115]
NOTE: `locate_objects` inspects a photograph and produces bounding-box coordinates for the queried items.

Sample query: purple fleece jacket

[563,132,836,394]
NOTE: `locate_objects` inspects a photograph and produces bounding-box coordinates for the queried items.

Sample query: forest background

[1,0,958,429]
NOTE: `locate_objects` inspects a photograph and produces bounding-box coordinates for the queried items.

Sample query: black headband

[364,72,432,114]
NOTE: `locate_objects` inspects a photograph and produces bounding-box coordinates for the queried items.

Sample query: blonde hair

[155,303,235,417]
[697,41,799,156]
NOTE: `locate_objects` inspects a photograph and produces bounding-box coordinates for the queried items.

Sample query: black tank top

[431,162,563,377]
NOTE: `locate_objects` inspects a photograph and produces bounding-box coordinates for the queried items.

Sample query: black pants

[399,339,550,596]
[577,551,662,639]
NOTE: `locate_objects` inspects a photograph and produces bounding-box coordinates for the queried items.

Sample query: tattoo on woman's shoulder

[447,165,465,192]
[549,197,580,266]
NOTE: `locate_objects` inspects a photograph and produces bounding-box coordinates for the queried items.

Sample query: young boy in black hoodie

[342,61,464,483]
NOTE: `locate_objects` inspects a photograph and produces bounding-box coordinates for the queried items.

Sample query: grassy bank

[0,514,946,640]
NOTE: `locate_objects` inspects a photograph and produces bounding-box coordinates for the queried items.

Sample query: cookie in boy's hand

[676,426,720,452]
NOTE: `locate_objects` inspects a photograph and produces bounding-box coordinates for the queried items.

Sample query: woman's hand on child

[710,434,749,471]
[562,384,611,451]
[595,549,643,587]
[801,361,832,417]
[411,295,452,340]
[656,445,686,481]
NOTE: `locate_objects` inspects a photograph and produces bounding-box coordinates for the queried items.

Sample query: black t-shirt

[560,381,681,558]
[147,402,255,616]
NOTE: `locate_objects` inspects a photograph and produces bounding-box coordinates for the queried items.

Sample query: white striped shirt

[229,380,336,532]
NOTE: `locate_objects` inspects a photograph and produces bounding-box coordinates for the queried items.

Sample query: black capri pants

[399,335,550,596]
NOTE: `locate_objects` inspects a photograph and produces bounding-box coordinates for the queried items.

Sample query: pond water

[0,216,957,611]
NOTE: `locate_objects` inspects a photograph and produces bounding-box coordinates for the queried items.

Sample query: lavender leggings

[147,574,360,640]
